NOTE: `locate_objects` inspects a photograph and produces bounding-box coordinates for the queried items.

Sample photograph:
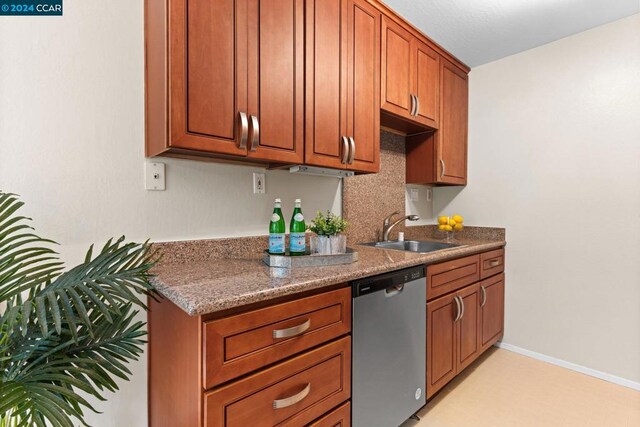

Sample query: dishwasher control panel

[352,265,425,297]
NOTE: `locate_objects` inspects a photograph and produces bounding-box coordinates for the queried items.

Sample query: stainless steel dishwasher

[351,265,426,427]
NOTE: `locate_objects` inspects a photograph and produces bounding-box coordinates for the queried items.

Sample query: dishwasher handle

[385,283,404,297]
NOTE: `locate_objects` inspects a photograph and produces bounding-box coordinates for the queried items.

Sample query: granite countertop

[151,229,506,316]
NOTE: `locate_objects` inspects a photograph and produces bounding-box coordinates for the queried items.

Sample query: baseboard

[495,342,640,392]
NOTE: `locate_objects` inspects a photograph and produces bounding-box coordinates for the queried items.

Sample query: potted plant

[0,192,159,427]
[307,211,349,255]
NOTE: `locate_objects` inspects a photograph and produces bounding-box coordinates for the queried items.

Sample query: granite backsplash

[153,130,506,265]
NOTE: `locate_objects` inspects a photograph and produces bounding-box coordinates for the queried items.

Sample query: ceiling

[384,0,640,67]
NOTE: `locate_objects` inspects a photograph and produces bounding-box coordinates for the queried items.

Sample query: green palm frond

[0,193,63,301]
[0,191,160,427]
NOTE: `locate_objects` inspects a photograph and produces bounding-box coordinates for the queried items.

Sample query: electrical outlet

[145,162,166,191]
[253,172,266,194]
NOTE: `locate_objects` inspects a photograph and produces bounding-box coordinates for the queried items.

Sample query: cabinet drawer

[308,402,351,427]
[480,248,504,279]
[203,288,351,389]
[427,255,480,300]
[204,337,351,427]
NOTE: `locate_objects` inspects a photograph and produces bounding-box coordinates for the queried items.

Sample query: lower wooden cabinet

[149,286,352,427]
[149,250,503,425]
[456,283,482,373]
[426,292,458,396]
[426,249,505,399]
[480,273,505,352]
[204,337,351,427]
[426,283,481,399]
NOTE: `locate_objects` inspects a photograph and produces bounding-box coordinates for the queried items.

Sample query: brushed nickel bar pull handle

[273,383,311,409]
[481,286,487,308]
[341,136,349,164]
[348,137,356,164]
[238,112,248,149]
[489,259,501,267]
[415,95,420,117]
[410,94,415,116]
[249,115,260,152]
[459,295,465,320]
[272,318,311,339]
[440,159,445,178]
[453,296,461,322]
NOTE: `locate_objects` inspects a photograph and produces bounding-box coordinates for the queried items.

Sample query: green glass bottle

[289,199,306,256]
[268,198,286,255]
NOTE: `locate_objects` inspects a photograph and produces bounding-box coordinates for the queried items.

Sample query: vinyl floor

[401,347,640,427]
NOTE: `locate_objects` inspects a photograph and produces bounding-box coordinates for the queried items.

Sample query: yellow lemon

[453,215,464,224]
[448,219,457,226]
[438,216,449,225]
[444,225,453,232]
[438,224,447,231]
[454,223,464,231]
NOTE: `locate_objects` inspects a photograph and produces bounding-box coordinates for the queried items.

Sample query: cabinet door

[426,293,458,399]
[456,283,482,372]
[346,0,380,173]
[305,0,349,169]
[380,16,413,119]
[437,59,468,185]
[480,273,505,352]
[246,0,304,163]
[170,0,248,156]
[412,39,439,128]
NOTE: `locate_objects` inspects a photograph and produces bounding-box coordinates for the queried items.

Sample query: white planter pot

[310,234,346,255]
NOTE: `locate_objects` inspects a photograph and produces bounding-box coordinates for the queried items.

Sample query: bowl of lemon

[437,215,464,241]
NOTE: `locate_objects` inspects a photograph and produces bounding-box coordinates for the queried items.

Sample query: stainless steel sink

[361,240,460,253]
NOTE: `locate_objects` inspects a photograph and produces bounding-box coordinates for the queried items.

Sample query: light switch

[145,162,166,191]
[410,188,419,202]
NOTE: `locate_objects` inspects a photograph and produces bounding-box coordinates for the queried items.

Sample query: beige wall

[433,14,640,384]
[0,1,340,425]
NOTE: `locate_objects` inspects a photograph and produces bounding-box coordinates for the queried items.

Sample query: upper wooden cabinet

[380,17,413,119]
[406,58,469,186]
[146,0,304,163]
[247,0,305,163]
[305,0,380,173]
[438,59,469,184]
[146,0,467,177]
[413,39,440,127]
[381,16,440,130]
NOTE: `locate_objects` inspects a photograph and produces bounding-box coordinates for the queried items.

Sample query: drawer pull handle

[273,383,311,409]
[489,259,501,267]
[272,319,311,339]
[481,286,487,308]
[453,296,461,322]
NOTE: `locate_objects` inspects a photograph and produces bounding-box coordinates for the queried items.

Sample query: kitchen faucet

[382,211,420,241]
